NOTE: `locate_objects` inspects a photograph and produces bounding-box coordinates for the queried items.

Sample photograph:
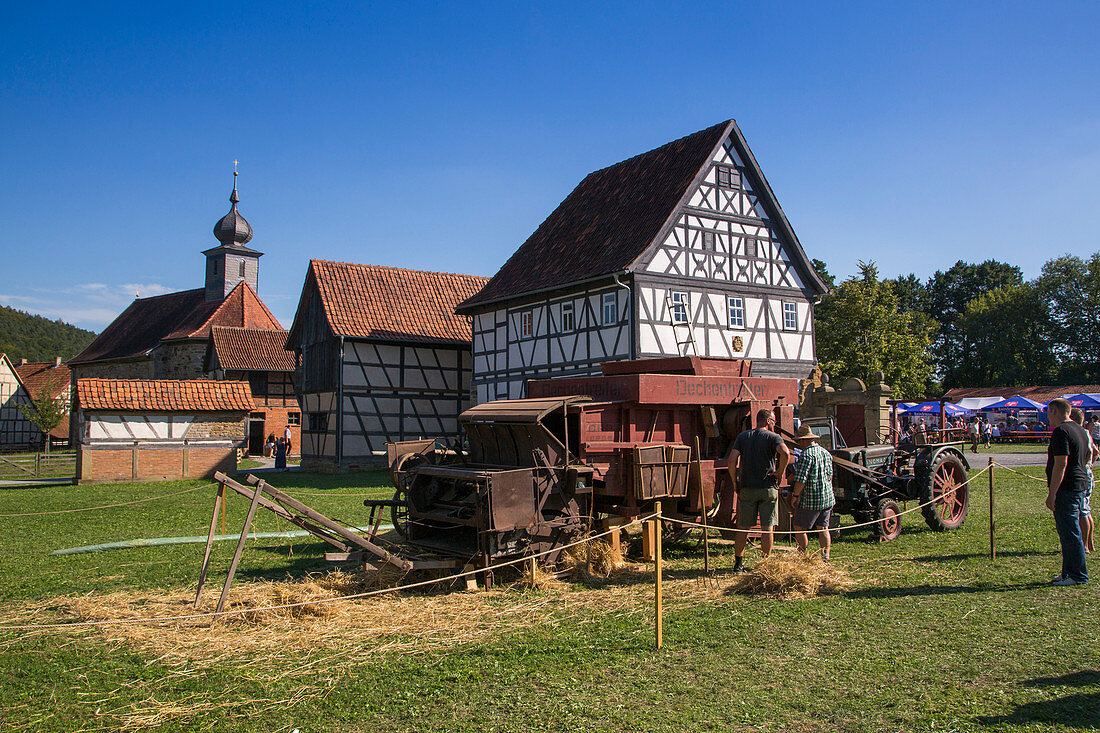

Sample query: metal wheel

[919,452,970,531]
[873,499,902,541]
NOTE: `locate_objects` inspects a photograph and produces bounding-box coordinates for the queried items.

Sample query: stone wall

[71,360,155,381]
[800,371,894,446]
[188,412,248,439]
[154,341,209,379]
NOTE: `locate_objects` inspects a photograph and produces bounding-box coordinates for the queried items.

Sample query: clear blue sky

[2,1,1098,331]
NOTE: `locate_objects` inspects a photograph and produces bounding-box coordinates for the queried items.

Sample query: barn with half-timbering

[456,119,828,403]
[286,260,488,470]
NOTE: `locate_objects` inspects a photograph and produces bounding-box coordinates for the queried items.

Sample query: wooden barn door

[835,404,866,447]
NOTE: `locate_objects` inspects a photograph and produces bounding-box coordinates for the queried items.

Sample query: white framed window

[602,293,617,325]
[782,302,798,331]
[520,311,533,338]
[560,302,575,332]
[670,291,689,325]
[728,297,745,329]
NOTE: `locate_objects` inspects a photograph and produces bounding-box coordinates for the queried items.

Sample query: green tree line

[814,253,1100,398]
[0,305,97,362]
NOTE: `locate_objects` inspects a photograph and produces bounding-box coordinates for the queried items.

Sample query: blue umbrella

[1064,394,1100,409]
[982,395,1046,411]
[903,401,970,416]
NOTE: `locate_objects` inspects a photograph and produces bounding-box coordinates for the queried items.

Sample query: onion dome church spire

[204,163,263,302]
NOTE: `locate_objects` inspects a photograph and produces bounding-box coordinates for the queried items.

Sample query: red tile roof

[297,261,488,345]
[210,326,296,372]
[76,379,254,412]
[946,385,1100,403]
[70,281,282,365]
[13,361,71,399]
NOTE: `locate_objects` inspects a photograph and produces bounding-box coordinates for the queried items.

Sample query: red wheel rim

[882,507,900,539]
[933,462,967,523]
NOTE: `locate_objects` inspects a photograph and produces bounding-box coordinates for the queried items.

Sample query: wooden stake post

[194,482,226,609]
[653,500,663,650]
[988,457,995,560]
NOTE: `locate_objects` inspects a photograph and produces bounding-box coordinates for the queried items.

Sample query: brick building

[74,378,253,483]
[207,326,300,454]
[68,173,298,454]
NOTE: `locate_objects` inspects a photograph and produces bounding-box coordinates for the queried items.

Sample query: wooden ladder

[664,292,698,356]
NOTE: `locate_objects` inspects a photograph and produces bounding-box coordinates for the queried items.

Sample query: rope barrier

[0,483,215,518]
[661,464,991,536]
[0,512,660,632]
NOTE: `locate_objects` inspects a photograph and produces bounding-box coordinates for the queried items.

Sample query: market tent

[903,401,970,416]
[982,395,1046,411]
[957,396,1004,411]
[1063,394,1100,409]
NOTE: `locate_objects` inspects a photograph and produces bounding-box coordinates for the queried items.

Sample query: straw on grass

[726,552,854,599]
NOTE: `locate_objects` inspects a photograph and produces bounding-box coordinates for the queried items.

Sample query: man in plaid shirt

[790,424,836,560]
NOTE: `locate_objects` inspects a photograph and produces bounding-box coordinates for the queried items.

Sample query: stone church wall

[154,342,209,380]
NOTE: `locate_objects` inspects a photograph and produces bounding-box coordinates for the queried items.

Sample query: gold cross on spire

[233,159,239,176]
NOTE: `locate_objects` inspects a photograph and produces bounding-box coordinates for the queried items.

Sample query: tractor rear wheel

[919,452,970,532]
[873,499,902,541]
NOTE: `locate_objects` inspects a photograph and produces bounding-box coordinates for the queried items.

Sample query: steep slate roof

[13,361,71,398]
[457,119,826,312]
[76,378,254,412]
[70,281,283,365]
[290,261,488,346]
[210,326,296,372]
[946,385,1100,403]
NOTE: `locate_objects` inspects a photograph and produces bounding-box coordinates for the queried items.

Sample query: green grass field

[0,467,1097,732]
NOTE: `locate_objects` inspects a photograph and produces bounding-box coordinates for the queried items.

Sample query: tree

[1035,253,1100,383]
[815,261,935,398]
[17,385,68,454]
[925,260,1023,387]
[959,283,1055,387]
[812,258,836,290]
[887,273,928,313]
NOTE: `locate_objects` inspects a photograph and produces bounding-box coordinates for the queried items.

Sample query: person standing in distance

[1046,398,1090,585]
[1070,408,1097,553]
[727,408,791,573]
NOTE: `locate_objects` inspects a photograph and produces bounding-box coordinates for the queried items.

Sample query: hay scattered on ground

[558,536,627,579]
[726,552,854,599]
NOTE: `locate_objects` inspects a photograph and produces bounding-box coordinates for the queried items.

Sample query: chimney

[18,358,27,366]
[54,356,62,368]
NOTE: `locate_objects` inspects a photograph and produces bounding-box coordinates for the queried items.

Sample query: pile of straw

[726,553,854,599]
[557,536,627,579]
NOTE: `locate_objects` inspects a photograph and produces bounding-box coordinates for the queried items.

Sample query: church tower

[204,170,263,302]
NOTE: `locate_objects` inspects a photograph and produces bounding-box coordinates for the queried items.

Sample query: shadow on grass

[977,691,1100,728]
[845,582,1048,600]
[1022,670,1100,688]
[910,550,1059,562]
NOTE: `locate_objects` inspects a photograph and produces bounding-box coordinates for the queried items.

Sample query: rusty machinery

[386,357,798,564]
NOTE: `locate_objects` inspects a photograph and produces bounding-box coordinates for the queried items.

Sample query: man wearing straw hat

[790,424,836,561]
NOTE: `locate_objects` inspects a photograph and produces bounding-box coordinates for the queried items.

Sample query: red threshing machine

[385,357,798,566]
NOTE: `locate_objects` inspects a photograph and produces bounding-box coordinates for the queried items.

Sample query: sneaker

[1052,576,1084,586]
[822,554,830,563]
[1052,573,1064,583]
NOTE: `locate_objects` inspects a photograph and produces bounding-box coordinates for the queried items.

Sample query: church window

[728,297,745,329]
[782,302,798,330]
[602,293,618,325]
[717,166,741,189]
[670,291,689,325]
[520,311,533,338]
[239,260,246,278]
[560,302,575,332]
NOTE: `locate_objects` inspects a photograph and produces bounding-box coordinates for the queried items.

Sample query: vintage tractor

[803,417,972,540]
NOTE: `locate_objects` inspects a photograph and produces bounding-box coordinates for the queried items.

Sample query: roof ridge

[582,119,732,178]
[212,325,289,334]
[132,287,205,302]
[311,259,490,282]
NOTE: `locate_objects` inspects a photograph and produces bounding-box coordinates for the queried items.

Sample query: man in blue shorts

[790,424,836,561]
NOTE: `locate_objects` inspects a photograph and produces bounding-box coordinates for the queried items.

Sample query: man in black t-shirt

[727,408,791,573]
[1045,398,1089,585]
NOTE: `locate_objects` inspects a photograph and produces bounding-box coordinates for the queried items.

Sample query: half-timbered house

[286,261,488,470]
[13,357,73,447]
[456,119,828,403]
[0,354,39,448]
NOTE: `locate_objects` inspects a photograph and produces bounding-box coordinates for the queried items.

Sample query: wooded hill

[0,305,97,362]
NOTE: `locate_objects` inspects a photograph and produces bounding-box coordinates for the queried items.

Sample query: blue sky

[1,1,1098,331]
